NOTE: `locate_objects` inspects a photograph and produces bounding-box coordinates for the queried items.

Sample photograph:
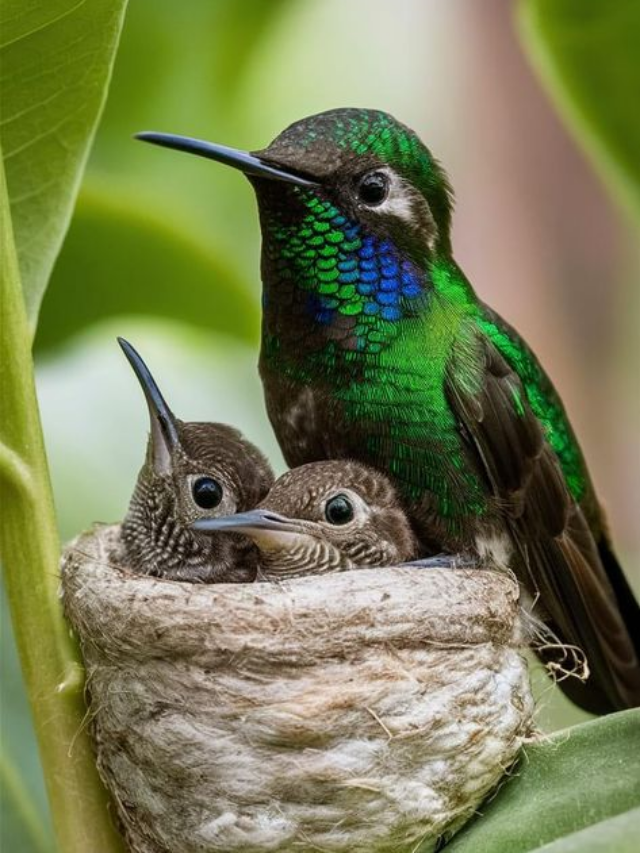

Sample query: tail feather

[598,536,640,654]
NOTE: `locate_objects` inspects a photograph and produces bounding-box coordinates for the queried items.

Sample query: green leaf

[0,1,130,849]
[0,753,52,853]
[0,0,129,329]
[518,0,640,217]
[36,182,259,353]
[446,709,640,853]
[210,0,291,110]
[531,809,640,853]
[1,143,125,853]
[75,0,295,295]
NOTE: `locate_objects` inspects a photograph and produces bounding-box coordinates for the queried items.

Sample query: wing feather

[446,332,640,713]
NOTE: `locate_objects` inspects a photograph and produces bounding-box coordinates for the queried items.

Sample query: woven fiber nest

[61,524,534,853]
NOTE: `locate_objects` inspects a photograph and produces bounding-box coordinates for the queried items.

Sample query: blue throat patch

[266,193,429,353]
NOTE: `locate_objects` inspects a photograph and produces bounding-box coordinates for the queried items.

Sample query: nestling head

[192,458,419,580]
[118,338,274,582]
[253,108,453,258]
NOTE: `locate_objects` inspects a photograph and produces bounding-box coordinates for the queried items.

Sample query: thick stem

[0,153,125,852]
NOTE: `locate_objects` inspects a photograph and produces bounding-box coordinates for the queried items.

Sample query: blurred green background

[2,0,639,848]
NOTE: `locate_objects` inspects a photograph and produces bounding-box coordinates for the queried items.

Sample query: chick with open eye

[118,338,274,583]
[192,459,419,579]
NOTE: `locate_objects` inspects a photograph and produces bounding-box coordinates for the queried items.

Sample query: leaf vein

[0,0,90,52]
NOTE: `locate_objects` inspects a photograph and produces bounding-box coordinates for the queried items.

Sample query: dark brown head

[118,339,274,582]
[137,109,453,259]
[136,111,453,355]
[192,459,418,580]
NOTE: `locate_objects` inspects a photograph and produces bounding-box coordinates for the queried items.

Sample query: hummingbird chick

[118,338,274,583]
[192,459,419,579]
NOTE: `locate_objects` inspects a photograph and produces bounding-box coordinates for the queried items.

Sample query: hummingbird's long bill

[135,132,318,188]
[118,337,179,452]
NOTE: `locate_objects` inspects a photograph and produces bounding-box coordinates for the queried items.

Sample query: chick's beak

[192,509,306,539]
[192,509,318,556]
[118,337,179,474]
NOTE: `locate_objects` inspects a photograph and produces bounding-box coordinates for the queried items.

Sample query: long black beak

[192,509,302,536]
[135,132,318,188]
[118,337,179,471]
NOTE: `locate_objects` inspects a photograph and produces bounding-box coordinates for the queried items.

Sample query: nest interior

[62,524,534,853]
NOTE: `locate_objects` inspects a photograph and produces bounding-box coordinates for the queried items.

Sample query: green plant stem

[0,152,125,852]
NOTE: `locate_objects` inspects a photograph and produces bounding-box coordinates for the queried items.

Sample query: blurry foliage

[37,0,291,354]
[2,1,640,852]
[519,0,640,218]
[36,184,258,352]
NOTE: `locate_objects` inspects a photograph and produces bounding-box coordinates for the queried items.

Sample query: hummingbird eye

[324,494,355,525]
[192,477,223,510]
[356,171,389,207]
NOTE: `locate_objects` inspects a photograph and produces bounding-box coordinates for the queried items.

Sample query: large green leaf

[1,3,129,851]
[36,182,259,352]
[446,710,640,852]
[531,810,640,853]
[31,0,293,354]
[518,0,640,217]
[0,0,129,328]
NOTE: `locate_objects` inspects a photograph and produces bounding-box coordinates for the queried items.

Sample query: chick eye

[356,171,389,206]
[324,494,354,525]
[192,477,223,509]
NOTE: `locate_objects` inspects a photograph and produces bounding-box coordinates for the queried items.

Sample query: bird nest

[61,524,534,853]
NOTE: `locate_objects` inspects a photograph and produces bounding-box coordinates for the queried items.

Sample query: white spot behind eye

[368,169,415,224]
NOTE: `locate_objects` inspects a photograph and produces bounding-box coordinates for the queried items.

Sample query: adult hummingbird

[137,109,640,712]
[118,337,274,582]
[193,459,419,579]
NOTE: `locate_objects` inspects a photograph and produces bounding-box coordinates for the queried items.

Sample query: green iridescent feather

[261,109,588,518]
[476,311,587,502]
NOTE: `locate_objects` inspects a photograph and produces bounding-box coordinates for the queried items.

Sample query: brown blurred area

[438,2,639,584]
